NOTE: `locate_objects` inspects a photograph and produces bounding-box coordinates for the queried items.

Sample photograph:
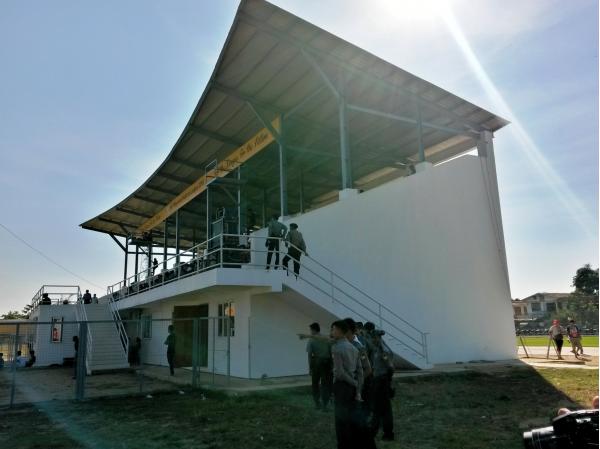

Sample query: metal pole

[175,210,180,267]
[76,322,88,401]
[261,189,267,227]
[123,237,129,284]
[9,323,20,407]
[417,103,425,162]
[163,219,168,270]
[278,117,288,218]
[134,244,139,283]
[212,317,216,385]
[227,308,231,386]
[192,318,199,388]
[138,318,144,394]
[237,166,242,235]
[299,169,304,214]
[339,96,352,189]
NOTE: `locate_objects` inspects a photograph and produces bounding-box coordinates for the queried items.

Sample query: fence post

[138,319,144,394]
[76,322,88,401]
[192,318,199,388]
[212,317,216,385]
[226,313,231,386]
[9,323,20,408]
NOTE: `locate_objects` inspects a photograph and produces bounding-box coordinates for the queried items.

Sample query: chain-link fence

[0,317,233,408]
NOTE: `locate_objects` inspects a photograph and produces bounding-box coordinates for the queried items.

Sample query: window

[142,315,152,339]
[546,302,557,312]
[530,303,541,312]
[218,302,235,337]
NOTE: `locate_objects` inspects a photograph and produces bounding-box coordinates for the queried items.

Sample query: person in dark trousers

[25,350,36,368]
[282,223,306,278]
[129,337,142,367]
[344,318,376,449]
[164,325,176,376]
[82,290,92,304]
[306,322,332,410]
[265,215,287,270]
[152,258,159,275]
[369,330,395,441]
[72,335,79,379]
[331,320,371,449]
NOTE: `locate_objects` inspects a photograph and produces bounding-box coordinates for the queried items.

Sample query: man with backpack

[566,319,584,356]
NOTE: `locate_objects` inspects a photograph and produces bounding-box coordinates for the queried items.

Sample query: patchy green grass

[517,335,599,347]
[1,367,597,449]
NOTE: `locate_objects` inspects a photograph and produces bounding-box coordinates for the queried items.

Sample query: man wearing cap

[306,322,333,410]
[547,319,565,360]
[282,223,306,278]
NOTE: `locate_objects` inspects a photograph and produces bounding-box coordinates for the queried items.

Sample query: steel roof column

[123,237,129,284]
[134,245,139,283]
[175,210,180,266]
[163,219,168,270]
[339,95,352,189]
[279,117,288,217]
[417,103,425,162]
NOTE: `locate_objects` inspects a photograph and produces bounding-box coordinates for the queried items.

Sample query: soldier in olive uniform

[306,322,333,410]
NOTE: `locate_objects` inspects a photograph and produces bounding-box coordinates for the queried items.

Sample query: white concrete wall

[249,291,337,378]
[31,305,78,366]
[252,155,515,364]
[132,287,253,378]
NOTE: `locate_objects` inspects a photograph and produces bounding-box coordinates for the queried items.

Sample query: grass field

[517,335,599,347]
[1,367,597,449]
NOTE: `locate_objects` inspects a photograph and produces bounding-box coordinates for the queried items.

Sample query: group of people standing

[81,289,98,304]
[265,215,307,278]
[547,318,585,359]
[302,318,395,449]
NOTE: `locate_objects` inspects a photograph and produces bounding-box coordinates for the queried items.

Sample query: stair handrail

[284,239,425,336]
[107,295,129,358]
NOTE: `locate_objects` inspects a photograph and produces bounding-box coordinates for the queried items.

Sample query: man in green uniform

[306,322,332,410]
[265,215,287,270]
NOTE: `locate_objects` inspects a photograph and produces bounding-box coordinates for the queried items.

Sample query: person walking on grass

[164,325,176,376]
[548,319,565,360]
[282,223,306,279]
[265,215,287,270]
[306,322,333,411]
[566,319,584,356]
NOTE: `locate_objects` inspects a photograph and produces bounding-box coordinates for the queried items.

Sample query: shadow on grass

[0,365,597,449]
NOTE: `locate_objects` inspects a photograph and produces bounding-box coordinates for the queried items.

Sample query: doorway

[172,305,209,367]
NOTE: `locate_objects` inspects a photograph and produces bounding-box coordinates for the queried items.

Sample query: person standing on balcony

[283,223,306,279]
[82,290,92,304]
[152,258,159,275]
[265,215,287,270]
[92,294,98,304]
[164,325,176,376]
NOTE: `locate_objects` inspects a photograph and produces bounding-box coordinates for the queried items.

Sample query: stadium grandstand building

[71,0,515,377]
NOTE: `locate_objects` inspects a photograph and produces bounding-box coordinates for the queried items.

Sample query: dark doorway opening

[172,305,209,367]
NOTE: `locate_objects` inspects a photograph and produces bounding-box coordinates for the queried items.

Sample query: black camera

[523,409,598,448]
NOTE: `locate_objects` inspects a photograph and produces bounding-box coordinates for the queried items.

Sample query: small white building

[73,0,516,378]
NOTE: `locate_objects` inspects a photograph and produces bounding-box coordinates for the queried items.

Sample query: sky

[0,0,597,314]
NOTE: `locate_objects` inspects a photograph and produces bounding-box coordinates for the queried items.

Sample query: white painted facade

[113,154,516,376]
[29,304,78,366]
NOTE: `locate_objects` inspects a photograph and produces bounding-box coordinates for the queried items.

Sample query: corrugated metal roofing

[81,0,508,246]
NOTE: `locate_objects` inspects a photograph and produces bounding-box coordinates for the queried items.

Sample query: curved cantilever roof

[81,0,508,246]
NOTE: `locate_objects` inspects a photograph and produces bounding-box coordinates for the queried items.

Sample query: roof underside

[81,0,508,247]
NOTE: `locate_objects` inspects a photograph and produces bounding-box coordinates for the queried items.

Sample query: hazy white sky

[0,0,597,314]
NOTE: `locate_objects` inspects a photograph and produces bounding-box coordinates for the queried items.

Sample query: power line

[0,221,103,290]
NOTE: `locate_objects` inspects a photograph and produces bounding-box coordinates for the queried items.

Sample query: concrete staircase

[77,304,129,374]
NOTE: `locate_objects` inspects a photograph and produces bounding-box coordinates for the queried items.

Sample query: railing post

[9,323,20,408]
[220,234,224,268]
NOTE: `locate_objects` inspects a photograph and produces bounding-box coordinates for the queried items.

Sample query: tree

[1,310,27,320]
[572,264,599,295]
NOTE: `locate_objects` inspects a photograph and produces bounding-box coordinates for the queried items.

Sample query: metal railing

[106,233,428,364]
[108,294,129,358]
[30,285,81,310]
